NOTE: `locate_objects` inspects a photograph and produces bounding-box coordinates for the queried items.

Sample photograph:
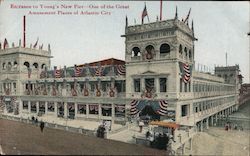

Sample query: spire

[125,15,128,27]
[175,6,178,19]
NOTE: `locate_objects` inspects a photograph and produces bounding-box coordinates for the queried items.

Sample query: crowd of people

[145,131,171,150]
[225,122,244,131]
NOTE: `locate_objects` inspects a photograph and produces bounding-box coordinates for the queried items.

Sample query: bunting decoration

[74,65,82,77]
[94,66,103,76]
[54,67,62,78]
[115,64,126,75]
[130,100,169,116]
[157,100,168,116]
[179,62,192,83]
[130,100,139,116]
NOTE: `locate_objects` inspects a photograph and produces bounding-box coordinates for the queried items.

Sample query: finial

[48,44,51,51]
[125,15,128,27]
[19,39,21,47]
[156,16,159,22]
[175,6,178,19]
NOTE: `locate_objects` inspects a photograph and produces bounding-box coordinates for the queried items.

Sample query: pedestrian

[40,121,45,132]
[139,120,144,133]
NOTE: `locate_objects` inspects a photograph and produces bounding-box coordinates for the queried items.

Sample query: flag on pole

[74,64,82,77]
[184,8,191,24]
[33,38,39,48]
[3,38,8,49]
[141,4,148,24]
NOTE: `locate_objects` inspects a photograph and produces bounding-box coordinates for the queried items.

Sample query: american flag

[54,69,61,78]
[141,4,148,24]
[95,66,103,76]
[74,65,82,77]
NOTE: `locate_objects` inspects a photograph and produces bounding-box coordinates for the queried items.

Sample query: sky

[0,0,249,83]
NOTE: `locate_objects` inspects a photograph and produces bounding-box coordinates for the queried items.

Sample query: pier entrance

[139,105,160,121]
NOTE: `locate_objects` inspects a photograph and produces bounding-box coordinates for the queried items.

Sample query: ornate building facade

[0,8,241,149]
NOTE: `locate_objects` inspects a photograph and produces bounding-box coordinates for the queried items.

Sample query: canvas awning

[149,121,180,129]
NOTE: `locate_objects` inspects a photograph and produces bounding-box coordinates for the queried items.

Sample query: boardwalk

[0,119,166,155]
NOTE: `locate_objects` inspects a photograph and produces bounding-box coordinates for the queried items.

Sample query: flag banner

[141,4,148,24]
[179,62,192,83]
[33,38,39,48]
[74,65,82,77]
[3,38,9,49]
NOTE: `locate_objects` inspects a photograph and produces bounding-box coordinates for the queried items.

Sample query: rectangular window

[181,105,189,117]
[23,101,28,110]
[115,81,122,93]
[159,78,167,92]
[145,78,155,92]
[134,79,140,92]
[184,83,188,92]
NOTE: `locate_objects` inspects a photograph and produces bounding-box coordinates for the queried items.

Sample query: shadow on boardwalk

[0,118,166,155]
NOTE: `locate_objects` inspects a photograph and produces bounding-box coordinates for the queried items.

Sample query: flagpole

[160,0,162,21]
[23,16,26,48]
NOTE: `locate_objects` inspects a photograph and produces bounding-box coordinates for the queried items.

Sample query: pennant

[33,38,39,48]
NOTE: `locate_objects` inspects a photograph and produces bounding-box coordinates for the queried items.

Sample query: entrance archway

[139,105,160,120]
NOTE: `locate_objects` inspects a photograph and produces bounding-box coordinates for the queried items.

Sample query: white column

[211,116,214,126]
[111,103,115,125]
[155,78,159,93]
[141,78,145,91]
[86,104,89,118]
[19,99,23,114]
[74,102,77,118]
[28,101,31,113]
[36,101,39,114]
[54,102,58,117]
[64,102,67,118]
[98,104,102,119]
[206,118,209,129]
[45,101,48,115]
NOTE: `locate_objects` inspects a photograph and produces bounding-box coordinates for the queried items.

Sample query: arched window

[41,64,46,69]
[145,45,155,59]
[24,62,30,68]
[2,63,6,70]
[184,47,188,58]
[179,44,183,54]
[131,47,141,57]
[160,43,170,54]
[189,50,192,59]
[33,62,38,69]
